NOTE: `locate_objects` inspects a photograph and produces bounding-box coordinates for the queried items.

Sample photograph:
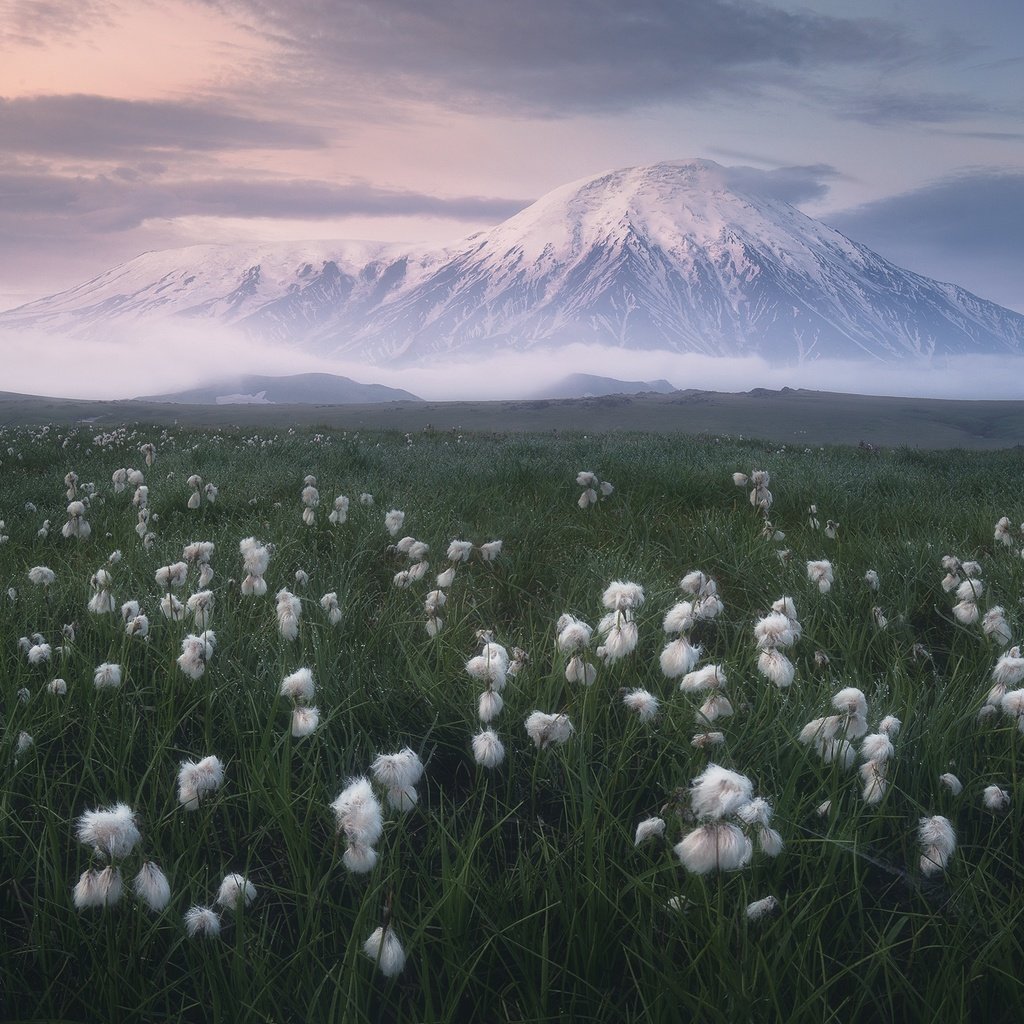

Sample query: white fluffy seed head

[524,711,574,749]
[622,688,659,722]
[689,764,753,820]
[75,803,141,859]
[674,822,752,874]
[216,873,256,910]
[634,817,666,845]
[471,729,505,768]
[370,748,424,790]
[660,638,701,679]
[280,667,315,701]
[939,773,963,796]
[363,926,406,977]
[133,862,171,912]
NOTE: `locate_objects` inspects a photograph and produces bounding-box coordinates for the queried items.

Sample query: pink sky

[1,0,1022,313]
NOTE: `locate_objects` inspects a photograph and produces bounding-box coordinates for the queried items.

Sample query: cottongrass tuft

[806,560,834,594]
[291,706,320,738]
[690,764,753,819]
[634,817,666,845]
[133,862,171,912]
[471,729,505,768]
[320,592,343,625]
[280,667,315,701]
[177,755,225,811]
[983,785,1010,812]
[746,895,779,921]
[674,822,752,874]
[525,711,574,749]
[73,866,123,909]
[93,662,122,690]
[918,815,956,876]
[364,926,406,978]
[384,510,405,537]
[330,777,383,872]
[622,688,659,722]
[216,873,257,910]
[939,773,963,796]
[76,803,141,859]
[184,906,221,938]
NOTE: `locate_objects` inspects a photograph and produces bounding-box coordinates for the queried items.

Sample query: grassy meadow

[1,422,1023,1023]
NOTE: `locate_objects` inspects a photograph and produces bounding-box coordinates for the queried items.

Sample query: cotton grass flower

[177,632,216,680]
[177,755,225,811]
[216,873,256,910]
[74,867,123,909]
[471,729,505,768]
[479,540,503,561]
[939,773,963,796]
[186,590,214,628]
[291,706,320,738]
[622,688,659,722]
[983,785,1010,812]
[134,862,171,912]
[27,642,51,665]
[864,569,880,591]
[918,815,956,875]
[93,662,122,689]
[691,731,725,749]
[364,925,406,978]
[184,906,221,938]
[62,500,91,539]
[689,764,753,819]
[384,510,405,537]
[320,592,343,625]
[280,667,315,701]
[596,612,639,663]
[447,539,474,562]
[675,822,752,874]
[634,817,666,845]
[156,562,189,589]
[48,678,67,695]
[525,711,574,749]
[328,495,349,524]
[807,560,834,594]
[276,589,302,640]
[746,895,779,921]
[330,777,384,872]
[76,802,141,859]
[371,748,424,812]
[28,566,55,588]
[982,607,1012,646]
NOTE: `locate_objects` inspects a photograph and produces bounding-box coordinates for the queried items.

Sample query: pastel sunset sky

[1,0,1022,315]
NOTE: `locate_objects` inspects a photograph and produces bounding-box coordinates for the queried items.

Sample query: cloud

[722,163,841,205]
[213,0,908,115]
[0,94,322,157]
[0,166,526,234]
[829,169,1024,311]
[0,0,114,48]
[844,90,997,125]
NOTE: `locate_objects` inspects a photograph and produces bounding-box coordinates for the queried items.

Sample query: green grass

[1,422,1023,1022]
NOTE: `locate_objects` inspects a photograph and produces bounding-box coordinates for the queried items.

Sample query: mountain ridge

[4,159,1023,365]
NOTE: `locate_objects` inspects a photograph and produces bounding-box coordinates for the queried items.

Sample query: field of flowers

[1,422,1022,1023]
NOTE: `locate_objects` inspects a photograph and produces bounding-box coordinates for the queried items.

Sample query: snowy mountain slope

[4,159,1023,364]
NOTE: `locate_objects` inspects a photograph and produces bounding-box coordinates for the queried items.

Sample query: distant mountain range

[136,372,421,405]
[4,159,1023,364]
[532,374,676,399]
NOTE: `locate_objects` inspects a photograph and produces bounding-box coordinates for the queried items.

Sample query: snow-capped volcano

[4,159,1023,364]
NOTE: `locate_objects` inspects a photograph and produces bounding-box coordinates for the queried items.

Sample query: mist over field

[4,322,1024,404]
